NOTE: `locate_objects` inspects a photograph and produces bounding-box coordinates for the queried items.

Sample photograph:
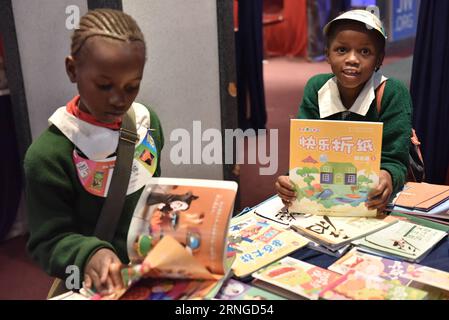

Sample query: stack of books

[389,182,449,225]
[353,219,448,263]
[289,215,397,253]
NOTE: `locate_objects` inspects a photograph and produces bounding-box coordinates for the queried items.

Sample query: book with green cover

[354,220,448,263]
[390,212,449,232]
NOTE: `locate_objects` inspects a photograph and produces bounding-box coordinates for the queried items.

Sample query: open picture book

[84,177,238,300]
[289,119,383,217]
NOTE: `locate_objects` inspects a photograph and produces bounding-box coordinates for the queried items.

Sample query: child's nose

[345,50,360,65]
[109,90,126,109]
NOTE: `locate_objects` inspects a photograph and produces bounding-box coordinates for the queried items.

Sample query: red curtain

[263,0,308,57]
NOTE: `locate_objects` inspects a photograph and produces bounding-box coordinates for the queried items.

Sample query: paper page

[127,178,237,275]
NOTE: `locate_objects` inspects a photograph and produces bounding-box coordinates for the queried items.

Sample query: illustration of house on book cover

[289,119,383,217]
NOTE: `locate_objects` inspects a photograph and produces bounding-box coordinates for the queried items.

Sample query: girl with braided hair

[24,9,164,296]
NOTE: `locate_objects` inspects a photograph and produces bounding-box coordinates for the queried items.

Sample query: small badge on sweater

[73,129,158,197]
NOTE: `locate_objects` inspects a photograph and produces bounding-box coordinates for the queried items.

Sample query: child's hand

[275,175,297,207]
[84,248,124,296]
[366,170,393,213]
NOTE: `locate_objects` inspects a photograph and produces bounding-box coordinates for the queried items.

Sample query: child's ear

[376,52,385,71]
[65,56,77,83]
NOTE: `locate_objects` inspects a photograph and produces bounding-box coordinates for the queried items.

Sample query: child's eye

[97,84,112,91]
[125,84,140,93]
[361,48,371,55]
[336,47,347,54]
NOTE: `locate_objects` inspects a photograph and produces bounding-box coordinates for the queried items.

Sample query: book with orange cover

[79,177,238,300]
[395,182,449,212]
[289,119,383,217]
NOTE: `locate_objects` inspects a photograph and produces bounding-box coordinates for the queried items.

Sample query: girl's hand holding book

[84,248,124,296]
[275,175,297,207]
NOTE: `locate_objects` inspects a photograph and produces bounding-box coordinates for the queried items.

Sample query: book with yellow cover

[289,119,383,217]
[228,213,309,278]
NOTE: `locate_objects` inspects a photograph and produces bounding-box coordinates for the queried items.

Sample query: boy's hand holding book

[366,170,393,213]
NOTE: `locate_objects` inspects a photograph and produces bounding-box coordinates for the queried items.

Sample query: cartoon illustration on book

[227,214,309,278]
[289,119,383,217]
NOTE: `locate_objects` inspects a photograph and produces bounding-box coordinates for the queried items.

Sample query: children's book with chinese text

[251,256,341,300]
[353,220,448,263]
[228,213,309,278]
[319,270,428,300]
[86,177,238,300]
[253,195,308,228]
[290,214,396,250]
[328,249,449,296]
[289,119,382,217]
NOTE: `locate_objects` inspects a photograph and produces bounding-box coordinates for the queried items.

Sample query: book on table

[289,214,397,251]
[388,182,449,221]
[227,212,309,279]
[394,182,449,212]
[251,256,342,300]
[252,195,352,257]
[289,119,383,217]
[328,249,449,300]
[353,219,448,263]
[214,278,285,300]
[319,269,428,300]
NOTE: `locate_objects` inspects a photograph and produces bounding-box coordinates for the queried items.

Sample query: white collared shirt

[48,102,151,160]
[318,72,388,119]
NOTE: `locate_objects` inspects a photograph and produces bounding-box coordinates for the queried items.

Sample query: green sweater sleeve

[24,127,115,280]
[378,78,412,195]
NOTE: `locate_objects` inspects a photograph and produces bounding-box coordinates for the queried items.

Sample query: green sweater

[298,73,412,196]
[24,106,164,280]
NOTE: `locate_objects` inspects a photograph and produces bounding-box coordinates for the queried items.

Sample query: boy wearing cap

[276,10,412,213]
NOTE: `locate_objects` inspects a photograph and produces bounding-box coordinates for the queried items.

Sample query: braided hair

[71,8,145,57]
